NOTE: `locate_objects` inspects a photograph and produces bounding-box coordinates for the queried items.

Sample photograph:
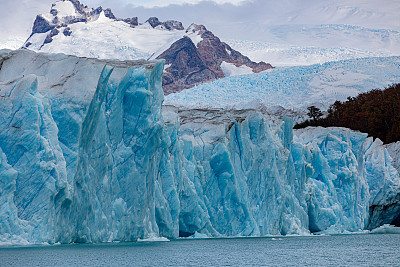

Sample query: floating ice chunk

[137,236,170,242]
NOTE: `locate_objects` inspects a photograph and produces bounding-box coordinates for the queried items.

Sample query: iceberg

[0,49,399,245]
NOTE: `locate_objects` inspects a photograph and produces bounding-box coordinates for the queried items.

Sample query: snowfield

[26,11,186,61]
[0,37,26,50]
[225,38,396,67]
[224,24,400,66]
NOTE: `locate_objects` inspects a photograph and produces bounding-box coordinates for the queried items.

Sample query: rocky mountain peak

[103,8,116,20]
[65,0,88,15]
[123,17,139,27]
[145,17,184,31]
[25,0,273,95]
[186,24,208,35]
[163,20,184,31]
[157,37,217,94]
[158,24,273,94]
[146,17,162,28]
[31,0,94,35]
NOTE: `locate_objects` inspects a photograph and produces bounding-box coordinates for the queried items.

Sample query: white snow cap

[185,23,206,47]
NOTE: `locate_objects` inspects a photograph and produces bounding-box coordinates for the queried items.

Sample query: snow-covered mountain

[157,24,271,94]
[19,0,400,97]
[23,0,272,94]
[0,49,399,245]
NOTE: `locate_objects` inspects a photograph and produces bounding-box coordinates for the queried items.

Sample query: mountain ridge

[24,0,272,94]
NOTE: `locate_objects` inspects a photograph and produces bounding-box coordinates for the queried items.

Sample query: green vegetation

[294,83,400,144]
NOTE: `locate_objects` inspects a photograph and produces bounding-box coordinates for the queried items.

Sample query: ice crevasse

[0,49,399,245]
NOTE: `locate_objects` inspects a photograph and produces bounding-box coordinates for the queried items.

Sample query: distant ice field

[225,39,395,67]
[224,25,400,67]
[164,56,400,111]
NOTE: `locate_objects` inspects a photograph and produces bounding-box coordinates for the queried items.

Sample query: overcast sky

[1,0,400,45]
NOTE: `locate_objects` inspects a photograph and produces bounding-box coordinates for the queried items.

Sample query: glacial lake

[1,234,399,266]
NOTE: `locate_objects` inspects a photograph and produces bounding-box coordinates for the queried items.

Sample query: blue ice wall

[0,50,399,245]
[0,50,167,244]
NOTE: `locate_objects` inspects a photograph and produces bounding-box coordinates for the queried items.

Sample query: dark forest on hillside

[295,83,400,144]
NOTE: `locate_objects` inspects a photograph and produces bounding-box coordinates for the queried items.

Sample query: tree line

[294,83,400,144]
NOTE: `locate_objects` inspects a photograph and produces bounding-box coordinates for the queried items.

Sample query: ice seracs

[0,49,165,244]
[164,56,400,117]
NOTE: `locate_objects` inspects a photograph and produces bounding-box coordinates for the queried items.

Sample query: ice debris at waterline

[0,49,399,245]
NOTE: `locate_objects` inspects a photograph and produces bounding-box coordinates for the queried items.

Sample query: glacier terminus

[0,49,399,245]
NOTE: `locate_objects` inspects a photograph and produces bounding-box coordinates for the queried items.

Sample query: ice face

[0,49,166,244]
[0,49,399,245]
[172,111,400,236]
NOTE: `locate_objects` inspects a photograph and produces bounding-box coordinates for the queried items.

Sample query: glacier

[0,49,399,245]
[225,38,399,67]
[164,56,400,113]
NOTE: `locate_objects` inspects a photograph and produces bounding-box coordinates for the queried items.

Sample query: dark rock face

[163,20,184,31]
[63,27,72,36]
[146,17,162,28]
[32,15,55,35]
[195,24,272,78]
[90,6,116,19]
[91,7,103,16]
[50,8,58,16]
[123,17,138,27]
[157,24,273,94]
[69,0,88,15]
[104,8,116,19]
[67,17,87,24]
[145,17,184,31]
[43,28,60,45]
[158,37,218,95]
[43,35,53,45]
[222,43,272,73]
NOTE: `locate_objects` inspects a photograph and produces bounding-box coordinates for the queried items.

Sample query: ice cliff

[0,50,399,245]
[0,49,165,244]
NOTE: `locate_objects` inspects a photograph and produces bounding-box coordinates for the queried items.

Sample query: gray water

[1,234,399,267]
